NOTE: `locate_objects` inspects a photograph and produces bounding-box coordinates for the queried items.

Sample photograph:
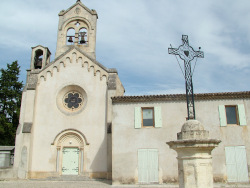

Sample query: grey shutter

[238,104,247,126]
[154,107,162,128]
[135,107,142,129]
[219,105,227,127]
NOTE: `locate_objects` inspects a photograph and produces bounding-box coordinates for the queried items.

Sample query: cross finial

[182,35,189,45]
[168,35,204,120]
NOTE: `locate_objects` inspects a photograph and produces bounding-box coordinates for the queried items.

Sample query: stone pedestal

[167,120,220,188]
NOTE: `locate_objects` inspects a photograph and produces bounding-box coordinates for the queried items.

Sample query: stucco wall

[112,98,250,184]
[27,50,108,178]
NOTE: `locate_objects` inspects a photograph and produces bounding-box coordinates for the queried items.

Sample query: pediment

[58,0,98,18]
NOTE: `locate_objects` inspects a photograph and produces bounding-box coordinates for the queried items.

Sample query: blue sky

[0,0,250,95]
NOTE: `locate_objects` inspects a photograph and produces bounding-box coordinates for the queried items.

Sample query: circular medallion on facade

[75,8,81,14]
[63,91,83,111]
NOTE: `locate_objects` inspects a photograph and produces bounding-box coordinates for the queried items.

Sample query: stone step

[32,175,92,181]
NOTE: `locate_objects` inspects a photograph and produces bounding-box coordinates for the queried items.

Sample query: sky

[0,0,250,96]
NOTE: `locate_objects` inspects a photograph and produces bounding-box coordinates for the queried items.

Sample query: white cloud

[1,0,250,95]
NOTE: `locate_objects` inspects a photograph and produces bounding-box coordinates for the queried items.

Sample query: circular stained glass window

[63,91,83,111]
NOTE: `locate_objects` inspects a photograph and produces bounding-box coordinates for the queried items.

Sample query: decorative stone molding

[38,49,111,84]
[51,128,90,145]
[75,8,81,14]
[56,84,87,115]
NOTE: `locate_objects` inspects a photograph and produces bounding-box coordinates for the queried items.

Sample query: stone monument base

[167,120,221,188]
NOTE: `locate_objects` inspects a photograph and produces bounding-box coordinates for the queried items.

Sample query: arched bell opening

[34,49,44,69]
[66,28,75,45]
[78,28,88,45]
[30,46,51,70]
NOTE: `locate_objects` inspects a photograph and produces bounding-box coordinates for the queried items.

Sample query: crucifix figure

[168,35,204,119]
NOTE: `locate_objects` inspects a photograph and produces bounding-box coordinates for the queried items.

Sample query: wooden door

[225,146,249,182]
[138,149,158,183]
[62,148,79,175]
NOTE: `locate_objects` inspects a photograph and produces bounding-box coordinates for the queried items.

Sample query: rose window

[63,91,83,111]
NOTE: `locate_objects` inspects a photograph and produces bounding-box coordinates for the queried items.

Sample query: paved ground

[1,180,250,188]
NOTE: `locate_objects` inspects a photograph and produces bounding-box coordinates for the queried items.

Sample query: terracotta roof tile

[112,91,250,103]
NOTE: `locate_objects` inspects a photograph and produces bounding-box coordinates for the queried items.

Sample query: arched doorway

[52,129,89,175]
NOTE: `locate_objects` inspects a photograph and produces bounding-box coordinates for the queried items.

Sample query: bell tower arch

[30,45,51,70]
[55,0,98,59]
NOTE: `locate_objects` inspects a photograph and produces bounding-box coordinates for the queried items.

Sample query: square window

[142,108,154,127]
[225,106,239,125]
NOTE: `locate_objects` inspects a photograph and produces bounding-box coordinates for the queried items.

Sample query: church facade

[12,1,250,185]
[14,0,124,180]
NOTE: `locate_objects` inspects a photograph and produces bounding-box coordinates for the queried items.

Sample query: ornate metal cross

[168,35,204,119]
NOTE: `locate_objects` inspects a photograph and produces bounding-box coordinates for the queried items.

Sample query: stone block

[22,123,32,133]
[108,74,116,90]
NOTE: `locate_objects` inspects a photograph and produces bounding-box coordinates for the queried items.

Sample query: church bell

[79,32,86,44]
[34,58,42,69]
[68,37,73,43]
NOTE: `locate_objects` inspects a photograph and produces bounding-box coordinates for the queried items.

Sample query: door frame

[52,129,89,175]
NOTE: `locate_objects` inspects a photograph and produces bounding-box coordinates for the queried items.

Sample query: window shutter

[235,146,249,182]
[225,147,237,182]
[238,104,247,126]
[154,106,162,128]
[138,149,148,183]
[135,107,142,129]
[219,105,227,127]
[148,149,159,183]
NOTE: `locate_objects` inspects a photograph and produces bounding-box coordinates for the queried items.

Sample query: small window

[142,108,154,127]
[225,106,239,125]
[219,104,246,126]
[134,107,162,129]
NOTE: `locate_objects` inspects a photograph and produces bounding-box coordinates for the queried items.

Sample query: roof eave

[112,91,250,103]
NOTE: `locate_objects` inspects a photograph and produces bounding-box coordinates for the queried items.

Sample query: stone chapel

[10,0,250,185]
[14,0,124,180]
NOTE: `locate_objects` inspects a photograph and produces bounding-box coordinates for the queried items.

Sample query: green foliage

[0,61,23,145]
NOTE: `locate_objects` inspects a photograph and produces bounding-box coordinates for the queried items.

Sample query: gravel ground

[0,180,250,188]
[0,180,177,188]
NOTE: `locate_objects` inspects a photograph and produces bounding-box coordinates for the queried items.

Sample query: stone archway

[52,129,89,175]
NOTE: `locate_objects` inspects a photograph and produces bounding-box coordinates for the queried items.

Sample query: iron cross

[168,35,204,120]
